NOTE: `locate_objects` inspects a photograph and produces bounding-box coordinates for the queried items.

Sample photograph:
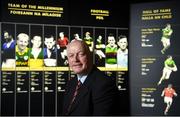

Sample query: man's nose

[73,54,79,61]
[22,42,26,45]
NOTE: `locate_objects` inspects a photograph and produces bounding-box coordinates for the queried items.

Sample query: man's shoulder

[90,66,108,78]
[90,66,115,83]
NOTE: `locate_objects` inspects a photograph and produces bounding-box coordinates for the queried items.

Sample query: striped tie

[67,80,82,114]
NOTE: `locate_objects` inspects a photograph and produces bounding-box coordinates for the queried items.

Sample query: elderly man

[62,40,120,116]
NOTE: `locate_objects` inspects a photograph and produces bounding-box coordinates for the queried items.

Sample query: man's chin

[72,68,83,74]
[73,70,82,74]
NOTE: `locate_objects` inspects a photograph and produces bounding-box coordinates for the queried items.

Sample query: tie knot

[78,80,81,85]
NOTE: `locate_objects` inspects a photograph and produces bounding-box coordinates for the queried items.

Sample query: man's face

[108,36,116,46]
[85,32,90,37]
[98,35,102,40]
[4,32,9,39]
[44,37,55,49]
[17,35,29,51]
[167,24,171,29]
[118,38,128,50]
[67,41,90,74]
[4,32,11,42]
[168,84,172,88]
[32,36,42,48]
[168,56,172,60]
[59,32,64,38]
[74,34,79,39]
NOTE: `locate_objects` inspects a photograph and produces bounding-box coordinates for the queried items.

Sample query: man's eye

[78,53,85,57]
[68,54,73,58]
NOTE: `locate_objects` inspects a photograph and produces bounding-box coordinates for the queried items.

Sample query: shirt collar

[77,74,88,84]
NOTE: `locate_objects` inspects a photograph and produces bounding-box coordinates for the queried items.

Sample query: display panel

[0,22,128,116]
[130,0,180,115]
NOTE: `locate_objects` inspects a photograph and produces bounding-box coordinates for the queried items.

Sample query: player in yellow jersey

[29,35,43,67]
[15,33,30,67]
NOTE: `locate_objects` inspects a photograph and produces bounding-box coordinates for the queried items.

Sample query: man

[2,31,16,68]
[161,84,177,115]
[158,55,177,85]
[29,35,43,67]
[62,40,120,115]
[161,23,173,54]
[117,35,128,69]
[105,34,118,68]
[16,33,30,67]
[57,32,69,49]
[83,32,94,52]
[73,33,82,41]
[57,32,69,66]
[95,35,106,66]
[43,35,57,67]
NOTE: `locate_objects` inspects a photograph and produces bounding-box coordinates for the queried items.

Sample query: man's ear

[31,39,33,44]
[53,40,56,45]
[44,39,47,45]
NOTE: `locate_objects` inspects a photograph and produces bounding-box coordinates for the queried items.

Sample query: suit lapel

[69,66,97,113]
[63,77,77,113]
[69,85,89,113]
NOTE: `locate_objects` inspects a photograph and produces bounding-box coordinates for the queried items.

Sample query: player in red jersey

[161,84,177,115]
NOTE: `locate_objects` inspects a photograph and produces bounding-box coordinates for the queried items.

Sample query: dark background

[0,0,167,27]
[0,0,170,116]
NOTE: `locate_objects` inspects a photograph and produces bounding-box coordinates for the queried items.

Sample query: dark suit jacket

[62,66,120,116]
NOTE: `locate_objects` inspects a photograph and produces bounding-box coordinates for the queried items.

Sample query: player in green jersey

[161,23,173,54]
[158,55,177,85]
[105,34,117,68]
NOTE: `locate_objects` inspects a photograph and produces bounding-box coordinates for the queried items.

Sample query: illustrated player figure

[83,32,94,52]
[73,33,82,41]
[161,84,177,115]
[95,35,106,59]
[161,23,173,54]
[158,55,177,85]
[57,32,69,65]
[57,32,69,49]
